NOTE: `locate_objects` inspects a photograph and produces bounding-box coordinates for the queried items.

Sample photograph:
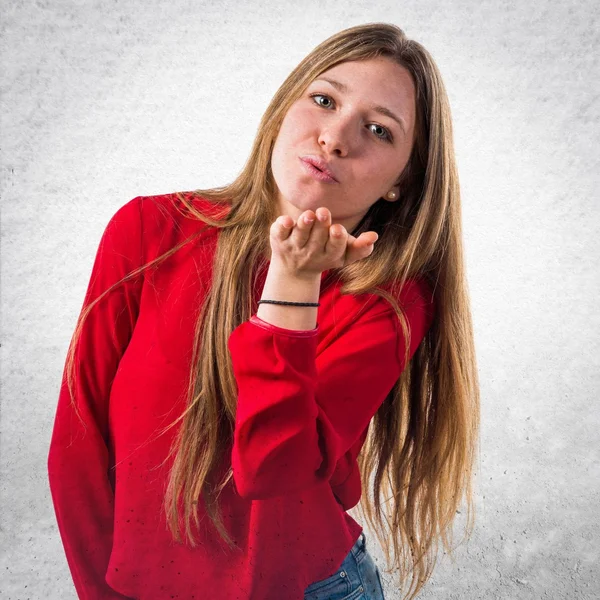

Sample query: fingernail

[304,215,314,223]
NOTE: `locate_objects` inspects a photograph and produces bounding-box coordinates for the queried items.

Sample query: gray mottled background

[1,0,599,598]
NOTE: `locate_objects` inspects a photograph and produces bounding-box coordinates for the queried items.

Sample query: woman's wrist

[256,261,321,331]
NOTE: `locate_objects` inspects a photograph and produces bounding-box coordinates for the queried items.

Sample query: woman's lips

[299,158,338,184]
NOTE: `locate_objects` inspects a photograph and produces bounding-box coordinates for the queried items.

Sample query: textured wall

[1,0,598,598]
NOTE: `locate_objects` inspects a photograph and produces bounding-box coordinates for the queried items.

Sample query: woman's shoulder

[105,191,231,266]
[376,274,437,330]
[137,190,231,228]
[379,274,435,307]
[136,190,229,244]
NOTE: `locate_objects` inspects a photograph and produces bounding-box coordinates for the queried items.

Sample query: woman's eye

[310,93,334,109]
[309,93,393,143]
[367,123,393,143]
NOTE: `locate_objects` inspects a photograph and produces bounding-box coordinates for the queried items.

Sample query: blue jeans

[303,531,386,599]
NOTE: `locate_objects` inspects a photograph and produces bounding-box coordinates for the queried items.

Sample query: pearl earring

[385,191,397,200]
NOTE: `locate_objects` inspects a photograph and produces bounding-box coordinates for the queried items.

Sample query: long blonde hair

[64,22,480,600]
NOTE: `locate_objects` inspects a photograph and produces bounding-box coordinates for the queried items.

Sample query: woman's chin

[279,190,331,214]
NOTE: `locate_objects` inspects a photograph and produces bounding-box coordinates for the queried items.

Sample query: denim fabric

[303,532,386,599]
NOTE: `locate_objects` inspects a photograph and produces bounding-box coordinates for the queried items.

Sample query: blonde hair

[64,22,480,600]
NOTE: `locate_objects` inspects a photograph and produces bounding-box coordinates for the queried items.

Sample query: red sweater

[47,192,436,599]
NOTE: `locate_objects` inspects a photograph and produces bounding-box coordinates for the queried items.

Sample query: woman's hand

[268,207,378,278]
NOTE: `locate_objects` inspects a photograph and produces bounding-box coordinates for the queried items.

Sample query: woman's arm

[47,197,143,599]
[228,277,435,500]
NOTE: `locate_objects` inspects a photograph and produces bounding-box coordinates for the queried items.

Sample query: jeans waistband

[350,530,367,561]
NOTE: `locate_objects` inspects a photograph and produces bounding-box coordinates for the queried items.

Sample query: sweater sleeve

[227,278,435,500]
[47,197,144,599]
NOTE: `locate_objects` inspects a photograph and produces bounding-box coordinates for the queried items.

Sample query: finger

[291,210,316,246]
[345,232,378,264]
[324,223,348,253]
[271,215,294,239]
[311,207,332,247]
[345,232,377,250]
[330,224,347,240]
[356,231,379,246]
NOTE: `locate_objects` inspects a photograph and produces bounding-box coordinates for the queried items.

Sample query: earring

[385,190,397,200]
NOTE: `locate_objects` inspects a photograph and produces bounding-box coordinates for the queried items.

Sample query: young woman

[47,22,480,600]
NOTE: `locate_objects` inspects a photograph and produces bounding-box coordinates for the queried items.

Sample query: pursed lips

[300,157,339,183]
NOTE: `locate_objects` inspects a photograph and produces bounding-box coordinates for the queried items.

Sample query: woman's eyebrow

[313,77,407,136]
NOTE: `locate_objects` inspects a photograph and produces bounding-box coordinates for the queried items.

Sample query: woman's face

[270,56,417,234]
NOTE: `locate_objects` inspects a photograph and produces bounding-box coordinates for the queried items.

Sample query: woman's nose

[317,116,358,156]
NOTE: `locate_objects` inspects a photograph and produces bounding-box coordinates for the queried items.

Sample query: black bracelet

[258,299,320,307]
